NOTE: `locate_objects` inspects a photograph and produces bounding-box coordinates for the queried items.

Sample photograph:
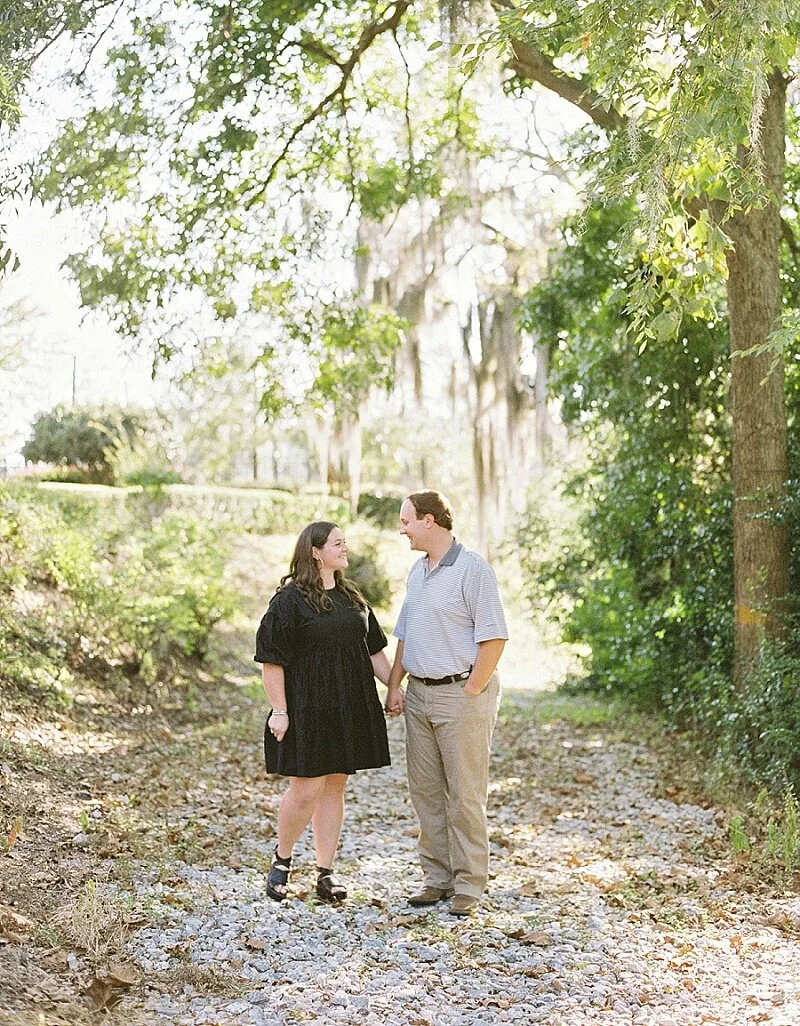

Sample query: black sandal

[316,865,347,904]
[267,850,292,902]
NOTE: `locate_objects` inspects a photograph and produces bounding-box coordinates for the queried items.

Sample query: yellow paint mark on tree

[736,605,766,626]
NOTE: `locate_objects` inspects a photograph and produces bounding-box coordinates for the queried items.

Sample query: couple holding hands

[254,489,508,917]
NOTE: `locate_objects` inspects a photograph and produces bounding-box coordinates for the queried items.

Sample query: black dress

[255,583,391,777]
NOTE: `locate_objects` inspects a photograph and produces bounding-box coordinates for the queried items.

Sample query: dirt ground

[2,533,800,1025]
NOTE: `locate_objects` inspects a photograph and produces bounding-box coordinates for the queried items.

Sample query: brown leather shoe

[449,894,479,916]
[407,886,455,906]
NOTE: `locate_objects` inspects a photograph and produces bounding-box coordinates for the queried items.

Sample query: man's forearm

[463,638,506,695]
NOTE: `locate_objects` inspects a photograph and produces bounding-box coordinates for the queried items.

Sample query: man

[386,490,508,916]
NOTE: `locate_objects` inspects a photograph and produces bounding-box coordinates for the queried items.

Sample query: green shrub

[346,538,393,610]
[0,606,75,708]
[0,483,236,692]
[765,788,800,872]
[40,467,111,485]
[718,628,800,793]
[32,481,349,535]
[114,514,233,666]
[124,467,184,488]
[512,459,733,711]
[357,490,404,530]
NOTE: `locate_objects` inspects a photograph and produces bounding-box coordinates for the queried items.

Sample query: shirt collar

[429,538,461,569]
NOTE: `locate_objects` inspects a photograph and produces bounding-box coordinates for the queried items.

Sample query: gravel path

[113,698,800,1026]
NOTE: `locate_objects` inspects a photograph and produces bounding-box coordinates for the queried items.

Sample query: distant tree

[22,405,143,483]
[31,0,800,682]
[0,296,45,456]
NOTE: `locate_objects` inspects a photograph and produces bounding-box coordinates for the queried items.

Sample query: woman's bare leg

[311,773,348,869]
[275,775,327,859]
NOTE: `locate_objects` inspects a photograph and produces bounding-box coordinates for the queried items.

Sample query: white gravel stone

[115,712,800,1026]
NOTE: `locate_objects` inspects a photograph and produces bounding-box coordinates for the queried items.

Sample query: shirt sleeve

[254,589,298,665]
[463,561,509,643]
[366,606,388,655]
[392,560,419,640]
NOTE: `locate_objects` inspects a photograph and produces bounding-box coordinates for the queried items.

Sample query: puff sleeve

[254,589,299,665]
[365,606,388,656]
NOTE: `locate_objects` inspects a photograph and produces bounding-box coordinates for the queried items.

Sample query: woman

[255,521,391,904]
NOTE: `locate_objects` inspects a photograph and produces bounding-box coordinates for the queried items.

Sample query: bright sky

[1,200,165,468]
[0,11,168,469]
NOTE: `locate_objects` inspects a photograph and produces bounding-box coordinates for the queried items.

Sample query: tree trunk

[347,413,363,518]
[725,70,790,684]
[312,414,331,489]
[533,341,549,469]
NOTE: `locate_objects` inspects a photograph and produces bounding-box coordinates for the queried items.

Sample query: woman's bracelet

[270,710,288,717]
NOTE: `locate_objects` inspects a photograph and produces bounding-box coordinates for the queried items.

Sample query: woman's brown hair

[278,521,367,613]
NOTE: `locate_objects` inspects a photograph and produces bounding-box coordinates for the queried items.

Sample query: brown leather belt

[412,670,471,686]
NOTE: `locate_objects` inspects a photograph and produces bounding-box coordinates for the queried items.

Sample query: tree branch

[73,0,130,85]
[243,0,414,209]
[299,31,345,70]
[28,0,121,68]
[781,216,800,265]
[506,37,627,135]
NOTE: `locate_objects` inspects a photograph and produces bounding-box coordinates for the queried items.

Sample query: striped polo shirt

[393,539,509,679]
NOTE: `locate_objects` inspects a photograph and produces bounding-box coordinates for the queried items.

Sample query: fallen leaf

[85,978,119,1011]
[519,882,540,897]
[758,912,799,934]
[0,904,32,933]
[108,960,140,985]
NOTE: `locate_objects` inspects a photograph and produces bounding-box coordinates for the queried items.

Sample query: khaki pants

[404,673,501,897]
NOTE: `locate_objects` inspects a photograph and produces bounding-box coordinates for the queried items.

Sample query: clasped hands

[384,676,484,715]
[384,684,405,716]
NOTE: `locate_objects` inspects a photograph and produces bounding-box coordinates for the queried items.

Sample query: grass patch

[54,880,129,958]
[501,690,633,729]
[156,961,249,998]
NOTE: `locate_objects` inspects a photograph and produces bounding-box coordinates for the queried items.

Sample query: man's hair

[407,490,454,531]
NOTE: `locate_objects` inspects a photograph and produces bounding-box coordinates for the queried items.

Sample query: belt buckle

[416,670,470,686]
[432,670,468,685]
